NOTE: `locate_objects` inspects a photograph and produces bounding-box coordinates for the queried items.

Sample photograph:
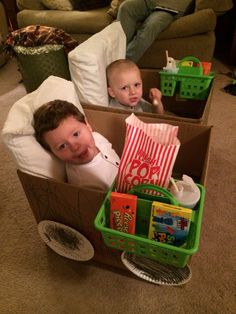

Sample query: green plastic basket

[159,56,214,100]
[94,184,205,268]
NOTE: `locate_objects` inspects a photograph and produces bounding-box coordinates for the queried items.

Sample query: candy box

[110,192,137,234]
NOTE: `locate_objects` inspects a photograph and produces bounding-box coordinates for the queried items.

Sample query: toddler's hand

[149,88,164,114]
[149,88,162,104]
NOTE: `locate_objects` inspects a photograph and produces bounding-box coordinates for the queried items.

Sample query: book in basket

[148,201,192,247]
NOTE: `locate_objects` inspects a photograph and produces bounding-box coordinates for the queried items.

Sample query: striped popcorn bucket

[116,114,180,193]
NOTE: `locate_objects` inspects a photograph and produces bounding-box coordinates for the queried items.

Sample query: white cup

[170,176,200,209]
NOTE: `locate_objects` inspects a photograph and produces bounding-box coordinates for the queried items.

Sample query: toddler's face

[108,68,143,107]
[43,116,99,165]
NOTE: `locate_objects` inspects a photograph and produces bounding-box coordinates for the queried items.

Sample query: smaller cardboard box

[17,108,212,270]
[83,69,214,125]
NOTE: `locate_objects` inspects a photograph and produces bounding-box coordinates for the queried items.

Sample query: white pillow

[1,76,84,181]
[68,21,126,107]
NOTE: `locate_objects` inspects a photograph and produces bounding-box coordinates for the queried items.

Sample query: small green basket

[159,56,214,100]
[94,184,205,268]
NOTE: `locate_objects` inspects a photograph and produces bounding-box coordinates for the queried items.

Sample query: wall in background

[1,0,18,31]
[214,2,236,66]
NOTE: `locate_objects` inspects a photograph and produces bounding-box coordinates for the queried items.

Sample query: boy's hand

[149,88,162,103]
[149,88,164,114]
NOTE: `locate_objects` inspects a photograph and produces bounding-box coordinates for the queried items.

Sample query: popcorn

[116,114,180,193]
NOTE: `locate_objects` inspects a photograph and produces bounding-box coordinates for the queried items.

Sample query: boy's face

[43,116,99,165]
[108,67,143,107]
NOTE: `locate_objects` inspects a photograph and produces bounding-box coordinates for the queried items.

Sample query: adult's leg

[126,10,175,62]
[117,0,150,43]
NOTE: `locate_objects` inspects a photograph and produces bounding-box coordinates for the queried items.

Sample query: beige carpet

[0,58,235,314]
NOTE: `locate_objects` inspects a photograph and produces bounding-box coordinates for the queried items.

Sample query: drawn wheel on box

[38,220,94,261]
[16,169,123,268]
[14,45,71,93]
[95,183,205,269]
[121,251,192,286]
[159,56,214,100]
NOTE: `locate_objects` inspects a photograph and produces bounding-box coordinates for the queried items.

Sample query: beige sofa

[16,0,234,69]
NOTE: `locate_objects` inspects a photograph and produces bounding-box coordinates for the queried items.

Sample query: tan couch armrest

[158,8,217,40]
[195,0,233,16]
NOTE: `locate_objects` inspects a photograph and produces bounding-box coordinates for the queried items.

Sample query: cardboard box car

[18,108,212,270]
[78,69,213,125]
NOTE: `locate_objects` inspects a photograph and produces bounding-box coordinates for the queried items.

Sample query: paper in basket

[116,114,180,193]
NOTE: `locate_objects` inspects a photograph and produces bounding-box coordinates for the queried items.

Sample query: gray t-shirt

[109,97,153,113]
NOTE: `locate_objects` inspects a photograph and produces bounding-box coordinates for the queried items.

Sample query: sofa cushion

[68,21,126,107]
[195,0,233,15]
[74,0,110,11]
[16,0,45,10]
[41,0,74,11]
[17,7,112,35]
[1,76,85,181]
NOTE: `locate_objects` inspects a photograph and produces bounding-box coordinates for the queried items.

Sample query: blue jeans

[117,0,175,62]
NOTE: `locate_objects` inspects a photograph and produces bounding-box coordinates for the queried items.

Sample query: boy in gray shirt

[107,59,164,114]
